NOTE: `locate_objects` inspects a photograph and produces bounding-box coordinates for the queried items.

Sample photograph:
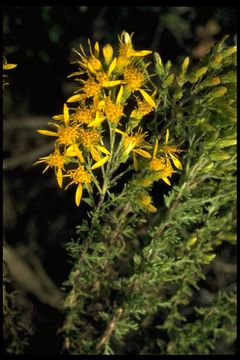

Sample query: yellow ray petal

[95,145,110,155]
[108,57,117,77]
[37,130,58,136]
[165,129,169,144]
[133,148,152,159]
[52,114,64,121]
[162,177,171,186]
[132,50,152,57]
[90,146,101,162]
[139,89,156,108]
[116,85,123,105]
[102,80,123,87]
[64,104,69,127]
[115,128,127,136]
[3,63,17,70]
[94,41,99,58]
[56,167,63,188]
[130,109,139,118]
[88,112,105,127]
[65,145,75,157]
[67,94,82,103]
[169,153,182,170]
[90,155,109,170]
[153,138,159,158]
[73,144,85,162]
[75,183,83,207]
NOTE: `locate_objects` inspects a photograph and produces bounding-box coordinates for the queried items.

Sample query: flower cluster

[34,31,183,208]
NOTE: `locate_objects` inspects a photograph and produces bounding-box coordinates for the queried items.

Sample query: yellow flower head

[78,128,100,149]
[135,192,157,213]
[73,40,102,75]
[118,31,152,59]
[150,156,167,171]
[150,159,175,186]
[65,165,92,207]
[130,96,154,119]
[123,65,145,92]
[116,31,152,73]
[57,125,80,145]
[66,165,92,186]
[81,78,102,98]
[122,63,156,109]
[123,131,145,155]
[73,105,96,125]
[33,149,65,188]
[116,128,151,170]
[77,127,110,164]
[104,97,124,124]
[38,104,81,146]
[160,129,183,170]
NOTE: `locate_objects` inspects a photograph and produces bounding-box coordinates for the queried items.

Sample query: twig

[96,308,123,351]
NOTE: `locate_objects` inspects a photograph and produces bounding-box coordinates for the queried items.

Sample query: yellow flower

[130,95,155,119]
[87,86,124,127]
[78,127,110,162]
[116,31,152,73]
[71,40,102,76]
[135,192,157,213]
[67,42,123,103]
[102,86,125,124]
[65,164,92,206]
[33,149,65,188]
[116,128,151,170]
[72,104,96,125]
[118,31,152,58]
[122,64,156,108]
[149,138,175,185]
[37,104,81,146]
[123,65,145,92]
[160,129,183,170]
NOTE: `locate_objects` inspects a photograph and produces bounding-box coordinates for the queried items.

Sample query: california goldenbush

[5,32,237,354]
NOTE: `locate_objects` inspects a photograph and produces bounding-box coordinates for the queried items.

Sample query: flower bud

[222,46,237,58]
[182,56,190,73]
[103,44,113,65]
[154,52,165,77]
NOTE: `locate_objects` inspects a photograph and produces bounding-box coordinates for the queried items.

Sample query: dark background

[3,6,237,354]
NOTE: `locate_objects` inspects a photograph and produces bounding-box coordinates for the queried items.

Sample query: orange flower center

[74,107,95,124]
[57,126,79,145]
[104,98,123,123]
[68,166,92,184]
[78,128,100,148]
[123,66,145,91]
[46,151,65,168]
[137,98,154,116]
[150,157,166,171]
[123,133,145,153]
[83,79,101,97]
